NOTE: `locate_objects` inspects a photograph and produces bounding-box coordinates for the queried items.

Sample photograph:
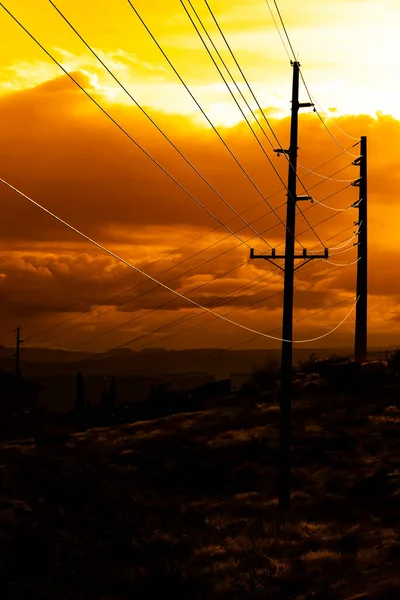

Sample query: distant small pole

[15,327,24,378]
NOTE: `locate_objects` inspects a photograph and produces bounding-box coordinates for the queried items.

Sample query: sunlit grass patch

[303,549,341,561]
[304,424,323,434]
[368,415,400,424]
[384,405,400,414]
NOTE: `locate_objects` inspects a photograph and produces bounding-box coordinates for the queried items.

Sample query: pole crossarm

[250,248,328,260]
[250,247,328,272]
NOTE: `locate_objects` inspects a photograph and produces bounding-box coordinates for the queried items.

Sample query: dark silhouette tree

[75,371,86,429]
[108,376,117,407]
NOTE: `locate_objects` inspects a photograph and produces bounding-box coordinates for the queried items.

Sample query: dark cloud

[0,75,397,348]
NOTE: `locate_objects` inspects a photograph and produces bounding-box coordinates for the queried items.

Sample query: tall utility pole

[353,136,367,361]
[249,61,328,510]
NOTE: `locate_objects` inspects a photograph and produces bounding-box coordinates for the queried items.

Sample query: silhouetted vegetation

[2,380,400,598]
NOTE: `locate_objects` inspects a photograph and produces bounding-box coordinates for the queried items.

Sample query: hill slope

[1,390,400,598]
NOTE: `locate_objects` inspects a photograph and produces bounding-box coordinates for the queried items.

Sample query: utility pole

[249,61,328,510]
[15,327,24,378]
[352,136,367,362]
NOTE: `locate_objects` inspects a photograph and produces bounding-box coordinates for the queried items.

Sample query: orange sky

[0,0,398,353]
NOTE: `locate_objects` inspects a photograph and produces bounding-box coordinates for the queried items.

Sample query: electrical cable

[47,0,271,248]
[267,0,360,157]
[0,176,358,345]
[21,159,357,350]
[0,2,263,250]
[189,0,280,149]
[164,294,359,374]
[198,0,325,246]
[125,0,301,246]
[43,194,355,352]
[59,219,360,366]
[296,163,356,182]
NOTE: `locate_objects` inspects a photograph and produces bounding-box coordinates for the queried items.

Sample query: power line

[19,262,282,376]
[41,198,354,353]
[161,294,359,375]
[0,3,262,250]
[52,215,358,364]
[265,0,292,61]
[296,163,357,182]
[2,176,347,343]
[86,261,352,359]
[22,173,352,353]
[329,221,361,251]
[298,69,360,146]
[182,0,304,233]
[21,155,356,351]
[196,0,325,247]
[47,0,271,248]
[203,0,359,197]
[20,233,356,378]
[24,196,291,350]
[125,0,300,245]
[328,244,357,257]
[272,0,297,61]
[324,257,360,268]
[30,194,295,351]
[299,68,359,158]
[267,0,359,158]
[43,252,358,376]
[2,175,361,356]
[20,215,359,379]
[309,183,355,212]
[191,0,281,148]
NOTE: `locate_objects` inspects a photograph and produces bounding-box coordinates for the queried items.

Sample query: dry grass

[1,391,400,598]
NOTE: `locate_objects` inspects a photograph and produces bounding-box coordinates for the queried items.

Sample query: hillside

[1,385,400,599]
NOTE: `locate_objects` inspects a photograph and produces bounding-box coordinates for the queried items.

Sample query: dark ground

[1,386,400,599]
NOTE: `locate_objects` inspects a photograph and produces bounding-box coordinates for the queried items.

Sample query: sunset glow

[0,0,397,352]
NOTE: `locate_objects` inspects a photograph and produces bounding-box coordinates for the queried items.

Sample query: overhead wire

[324,257,360,268]
[265,0,292,61]
[309,183,355,212]
[329,221,361,251]
[29,191,355,354]
[0,2,265,251]
[56,214,359,365]
[327,244,358,257]
[188,2,360,249]
[0,5,361,376]
[170,293,358,374]
[124,0,302,246]
[0,4,360,348]
[47,0,271,248]
[23,196,293,350]
[196,0,325,246]
[186,0,281,149]
[272,0,297,61]
[1,176,358,346]
[22,151,355,349]
[81,261,351,360]
[299,69,359,158]
[267,0,359,157]
[20,242,357,377]
[296,163,357,182]
[20,148,357,351]
[36,247,359,376]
